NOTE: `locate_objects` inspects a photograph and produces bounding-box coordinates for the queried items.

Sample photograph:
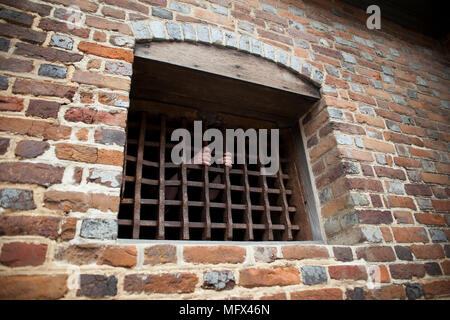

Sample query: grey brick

[301,266,327,285]
[341,52,356,64]
[424,262,442,275]
[203,271,235,290]
[390,48,400,57]
[371,79,382,89]
[131,21,151,40]
[110,36,134,48]
[289,6,304,16]
[386,120,401,132]
[430,229,447,242]
[302,62,312,76]
[421,160,435,172]
[290,56,300,73]
[263,43,275,61]
[340,212,359,229]
[0,188,35,210]
[360,105,375,116]
[38,64,67,79]
[335,37,355,48]
[224,31,237,48]
[211,27,222,44]
[211,3,228,15]
[348,193,370,206]
[409,62,420,70]
[361,51,373,61]
[361,226,383,243]
[392,94,406,105]
[311,21,328,32]
[405,283,423,300]
[237,21,254,33]
[239,36,250,52]
[50,34,73,50]
[322,85,337,95]
[328,108,343,119]
[289,20,305,32]
[197,25,210,43]
[0,75,8,90]
[319,187,332,203]
[336,134,352,145]
[354,136,364,148]
[417,198,433,211]
[105,61,132,76]
[251,39,261,56]
[182,23,196,41]
[325,65,339,77]
[261,3,277,14]
[381,65,393,76]
[416,76,428,86]
[89,169,122,188]
[381,74,394,84]
[295,39,309,49]
[152,7,173,20]
[77,275,117,298]
[276,50,288,66]
[395,246,413,261]
[95,128,126,146]
[406,89,417,99]
[388,182,404,194]
[313,69,323,83]
[166,22,182,40]
[149,21,166,39]
[80,219,118,240]
[169,1,190,14]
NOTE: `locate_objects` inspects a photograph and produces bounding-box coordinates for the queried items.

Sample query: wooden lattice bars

[118,111,308,241]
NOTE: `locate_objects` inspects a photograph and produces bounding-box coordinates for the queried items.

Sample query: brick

[102,6,126,19]
[260,293,287,300]
[364,285,406,300]
[60,218,77,241]
[85,16,132,35]
[0,38,9,51]
[98,246,137,268]
[409,147,437,160]
[333,247,353,262]
[389,264,425,279]
[386,195,416,209]
[0,22,46,44]
[291,288,343,300]
[432,199,450,212]
[357,210,393,224]
[301,265,327,285]
[98,92,129,108]
[13,79,76,100]
[124,273,197,294]
[0,162,64,187]
[355,113,385,128]
[392,227,428,243]
[55,143,97,163]
[97,149,124,166]
[44,190,120,213]
[0,216,60,239]
[329,265,367,280]
[346,178,383,192]
[374,166,406,180]
[0,117,71,140]
[77,275,117,298]
[64,107,127,127]
[393,211,414,224]
[80,219,117,240]
[394,157,421,168]
[26,99,60,119]
[0,242,47,267]
[39,18,90,38]
[38,64,67,79]
[282,245,329,260]
[442,260,450,275]
[14,42,83,63]
[410,244,445,259]
[362,138,395,154]
[355,246,396,262]
[349,91,376,105]
[0,275,67,300]
[183,246,245,264]
[422,280,450,298]
[0,188,35,210]
[72,70,130,91]
[15,140,49,158]
[239,267,300,288]
[338,148,374,162]
[88,169,122,188]
[421,172,449,185]
[49,34,73,50]
[104,0,148,13]
[202,270,235,291]
[0,95,24,112]
[0,56,34,73]
[144,245,177,265]
[395,246,414,261]
[415,213,446,226]
[424,262,442,276]
[404,184,432,196]
[78,42,133,62]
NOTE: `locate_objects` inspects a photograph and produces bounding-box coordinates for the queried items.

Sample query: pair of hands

[192,146,233,168]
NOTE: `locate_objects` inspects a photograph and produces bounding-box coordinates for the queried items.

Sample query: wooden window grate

[118,110,309,241]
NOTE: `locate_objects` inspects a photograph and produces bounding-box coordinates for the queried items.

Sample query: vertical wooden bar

[223,130,233,240]
[259,160,274,241]
[132,112,147,239]
[157,114,166,239]
[201,122,211,240]
[180,119,189,240]
[277,163,293,241]
[242,152,254,241]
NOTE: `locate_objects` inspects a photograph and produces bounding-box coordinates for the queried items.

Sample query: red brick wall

[0,0,449,299]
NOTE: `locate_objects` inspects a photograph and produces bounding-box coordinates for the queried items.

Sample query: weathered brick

[386,195,416,209]
[0,162,64,186]
[38,18,90,38]
[389,264,425,279]
[0,95,24,112]
[26,99,60,119]
[356,246,396,262]
[77,275,117,298]
[0,117,71,140]
[38,64,67,79]
[393,211,414,224]
[410,244,445,259]
[72,70,130,91]
[78,41,133,62]
[415,213,446,226]
[0,275,67,300]
[144,245,177,265]
[329,265,367,280]
[282,245,329,260]
[202,270,235,291]
[80,219,117,240]
[0,22,46,44]
[356,210,393,224]
[94,128,126,146]
[392,227,429,243]
[239,267,300,288]
[14,42,83,63]
[44,190,120,213]
[183,246,246,264]
[55,143,97,163]
[0,215,60,239]
[124,273,197,294]
[98,246,137,268]
[15,140,49,158]
[13,79,76,100]
[0,56,34,73]
[333,247,353,262]
[364,284,406,300]
[291,288,343,300]
[421,172,449,185]
[422,280,450,298]
[0,242,47,267]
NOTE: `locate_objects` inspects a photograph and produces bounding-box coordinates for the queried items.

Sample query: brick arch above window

[129,20,325,89]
